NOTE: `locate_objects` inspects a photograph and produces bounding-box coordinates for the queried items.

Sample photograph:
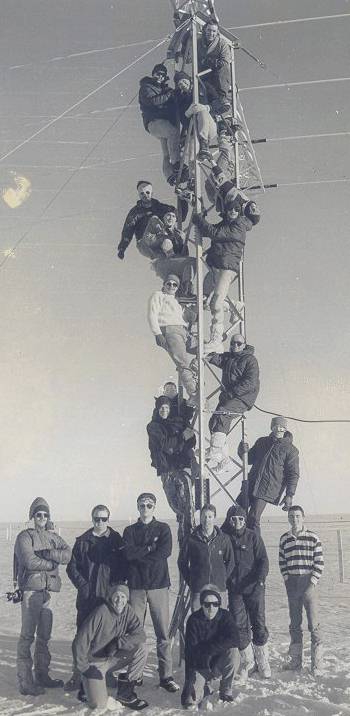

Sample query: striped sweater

[278,529,324,585]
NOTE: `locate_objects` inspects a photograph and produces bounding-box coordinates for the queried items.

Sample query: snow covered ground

[1,518,349,715]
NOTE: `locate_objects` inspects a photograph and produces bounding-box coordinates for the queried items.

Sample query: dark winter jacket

[185,607,236,671]
[122,518,172,590]
[193,213,252,271]
[160,226,189,256]
[215,183,247,218]
[243,433,300,505]
[118,198,175,254]
[147,414,195,476]
[152,395,194,423]
[207,345,260,410]
[139,76,177,130]
[73,585,146,674]
[14,528,71,592]
[221,515,269,595]
[66,527,127,612]
[178,525,235,593]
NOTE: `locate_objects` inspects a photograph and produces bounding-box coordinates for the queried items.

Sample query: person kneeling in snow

[182,584,237,708]
[73,584,148,711]
[221,504,271,681]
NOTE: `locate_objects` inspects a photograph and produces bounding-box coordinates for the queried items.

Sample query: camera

[6,589,23,604]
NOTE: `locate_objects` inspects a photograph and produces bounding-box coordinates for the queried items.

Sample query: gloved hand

[117,247,125,260]
[280,495,293,511]
[238,440,249,454]
[213,59,225,70]
[183,427,194,441]
[191,212,202,226]
[82,665,103,680]
[155,334,167,349]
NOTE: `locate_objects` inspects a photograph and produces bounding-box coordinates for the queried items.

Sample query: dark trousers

[286,575,322,646]
[209,395,247,435]
[246,498,267,532]
[228,588,269,651]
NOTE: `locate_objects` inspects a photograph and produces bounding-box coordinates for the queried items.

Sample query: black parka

[118,198,175,255]
[244,433,300,504]
[194,213,252,271]
[185,607,236,671]
[139,76,177,130]
[207,345,260,410]
[122,518,172,590]
[221,512,269,595]
[147,413,195,476]
[178,525,235,593]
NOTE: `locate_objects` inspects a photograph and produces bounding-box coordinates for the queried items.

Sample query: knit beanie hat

[109,583,130,601]
[29,497,50,520]
[174,70,191,84]
[271,416,288,430]
[137,492,157,505]
[226,504,247,520]
[165,273,181,287]
[200,583,222,606]
[152,63,168,78]
[155,395,172,410]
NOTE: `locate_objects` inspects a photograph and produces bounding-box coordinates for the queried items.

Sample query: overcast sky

[1,0,349,522]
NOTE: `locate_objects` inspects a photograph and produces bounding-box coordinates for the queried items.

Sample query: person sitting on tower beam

[205,333,260,469]
[221,504,271,681]
[152,380,195,423]
[197,18,232,133]
[174,70,217,163]
[147,273,198,404]
[147,396,197,478]
[236,417,300,532]
[178,503,234,612]
[138,63,188,186]
[117,180,178,260]
[192,201,260,352]
[181,583,237,708]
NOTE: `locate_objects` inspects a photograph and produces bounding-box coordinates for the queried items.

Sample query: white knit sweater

[148,291,185,335]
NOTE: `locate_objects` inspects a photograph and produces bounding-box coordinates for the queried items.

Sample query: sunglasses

[230,516,245,522]
[232,341,244,346]
[35,512,48,519]
[138,503,154,509]
[94,516,108,522]
[203,601,220,608]
[165,281,179,288]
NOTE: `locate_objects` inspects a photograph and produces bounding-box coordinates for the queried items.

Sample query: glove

[280,495,293,511]
[238,440,249,455]
[82,665,103,680]
[183,427,194,441]
[117,247,125,260]
[155,334,167,349]
[191,212,201,226]
[213,58,225,70]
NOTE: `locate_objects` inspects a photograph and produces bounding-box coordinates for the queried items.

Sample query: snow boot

[206,432,227,467]
[253,643,271,679]
[116,673,148,710]
[160,676,180,693]
[64,671,81,691]
[235,643,255,683]
[284,642,303,671]
[35,671,63,688]
[311,642,324,676]
[204,324,224,354]
[198,139,212,162]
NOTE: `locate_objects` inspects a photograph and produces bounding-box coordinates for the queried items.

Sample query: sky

[0,0,349,522]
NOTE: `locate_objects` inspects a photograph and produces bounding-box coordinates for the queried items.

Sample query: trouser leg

[17,591,43,686]
[212,649,236,695]
[34,591,53,677]
[147,588,172,681]
[286,578,304,646]
[188,668,207,705]
[303,582,322,646]
[247,498,267,532]
[208,396,246,435]
[163,326,197,397]
[129,590,148,626]
[210,268,236,328]
[245,589,269,646]
[228,592,249,650]
[147,120,180,176]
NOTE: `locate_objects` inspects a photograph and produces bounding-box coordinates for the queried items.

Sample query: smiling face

[288,509,305,535]
[163,211,177,230]
[137,183,153,203]
[200,508,215,535]
[33,510,49,530]
[271,424,286,439]
[159,403,170,420]
[111,591,128,614]
[163,278,179,295]
[177,77,191,93]
[164,382,177,399]
[92,508,109,535]
[204,23,218,44]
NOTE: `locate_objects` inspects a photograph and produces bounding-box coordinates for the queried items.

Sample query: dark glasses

[35,512,48,518]
[232,341,244,346]
[94,516,108,522]
[165,281,178,287]
[139,503,154,509]
[203,601,220,608]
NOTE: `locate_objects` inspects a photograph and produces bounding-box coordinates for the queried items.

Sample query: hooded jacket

[66,527,127,611]
[147,413,195,476]
[122,518,172,590]
[14,528,71,592]
[207,345,260,410]
[221,509,269,594]
[178,525,235,593]
[244,433,300,504]
[118,198,175,254]
[139,76,177,130]
[194,213,252,271]
[73,585,146,674]
[185,607,236,671]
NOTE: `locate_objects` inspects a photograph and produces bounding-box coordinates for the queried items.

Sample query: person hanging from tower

[236,417,300,532]
[147,273,198,405]
[206,333,260,470]
[138,63,188,186]
[147,395,197,478]
[152,380,195,423]
[192,200,260,353]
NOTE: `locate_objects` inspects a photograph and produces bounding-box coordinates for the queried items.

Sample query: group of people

[13,494,324,711]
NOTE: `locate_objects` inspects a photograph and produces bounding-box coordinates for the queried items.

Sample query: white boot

[204,324,224,354]
[206,432,227,467]
[253,643,271,679]
[235,643,255,683]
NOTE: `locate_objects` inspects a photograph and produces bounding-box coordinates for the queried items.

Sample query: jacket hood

[140,75,158,87]
[230,343,255,356]
[29,497,50,520]
[270,431,294,445]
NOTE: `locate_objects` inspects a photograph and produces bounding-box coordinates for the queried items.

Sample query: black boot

[35,673,63,688]
[116,674,148,711]
[197,139,212,162]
